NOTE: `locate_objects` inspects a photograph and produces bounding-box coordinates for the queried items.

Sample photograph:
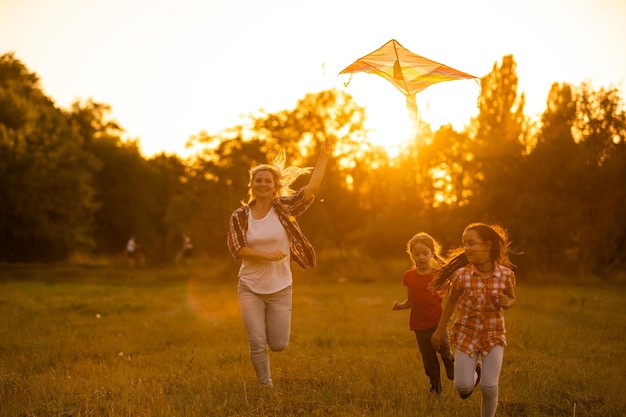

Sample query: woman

[227,143,330,388]
[431,223,517,417]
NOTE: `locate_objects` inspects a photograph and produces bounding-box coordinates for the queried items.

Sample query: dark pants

[414,326,455,391]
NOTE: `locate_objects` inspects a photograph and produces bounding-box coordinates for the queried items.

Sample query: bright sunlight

[346,74,481,158]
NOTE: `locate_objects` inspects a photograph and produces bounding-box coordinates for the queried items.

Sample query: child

[392,232,455,394]
[431,223,517,417]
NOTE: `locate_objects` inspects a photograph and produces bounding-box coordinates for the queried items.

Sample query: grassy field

[0,261,624,417]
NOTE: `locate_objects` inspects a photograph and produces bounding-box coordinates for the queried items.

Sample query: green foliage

[0,54,99,261]
[0,264,624,416]
[1,52,625,277]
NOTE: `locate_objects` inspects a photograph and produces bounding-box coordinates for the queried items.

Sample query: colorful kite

[339,39,479,124]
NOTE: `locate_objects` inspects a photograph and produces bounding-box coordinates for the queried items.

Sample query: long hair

[245,150,313,204]
[430,223,513,296]
[430,250,467,296]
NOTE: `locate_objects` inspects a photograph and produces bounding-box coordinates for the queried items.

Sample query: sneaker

[259,380,274,389]
[459,391,473,400]
[459,362,481,400]
[474,362,482,388]
[430,384,442,395]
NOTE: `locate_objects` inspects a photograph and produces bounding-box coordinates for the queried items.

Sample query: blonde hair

[407,232,445,269]
[246,150,313,203]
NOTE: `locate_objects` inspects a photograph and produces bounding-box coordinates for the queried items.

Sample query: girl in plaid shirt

[431,223,516,417]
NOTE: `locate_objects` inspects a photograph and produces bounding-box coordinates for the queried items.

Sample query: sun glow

[344,75,481,159]
[345,80,415,158]
[362,99,415,159]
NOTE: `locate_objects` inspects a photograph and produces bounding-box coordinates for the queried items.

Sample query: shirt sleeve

[281,188,315,217]
[402,270,411,286]
[506,270,517,289]
[227,208,247,259]
[452,269,465,291]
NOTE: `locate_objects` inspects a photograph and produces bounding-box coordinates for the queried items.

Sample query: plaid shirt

[227,188,317,270]
[450,264,516,355]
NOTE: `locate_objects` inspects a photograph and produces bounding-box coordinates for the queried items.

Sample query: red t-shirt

[402,269,443,330]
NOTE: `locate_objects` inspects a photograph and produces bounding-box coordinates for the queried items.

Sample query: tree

[570,83,626,273]
[69,99,186,262]
[521,83,582,272]
[0,53,98,261]
[471,55,527,221]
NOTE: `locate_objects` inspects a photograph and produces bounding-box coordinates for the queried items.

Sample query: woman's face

[462,229,492,265]
[252,170,276,199]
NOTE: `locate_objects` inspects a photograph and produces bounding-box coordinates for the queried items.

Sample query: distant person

[126,235,136,259]
[124,235,145,267]
[177,234,193,264]
[431,223,517,417]
[392,232,455,394]
[227,142,331,389]
[182,234,193,258]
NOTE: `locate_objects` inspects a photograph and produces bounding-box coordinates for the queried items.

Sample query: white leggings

[237,282,292,387]
[454,345,504,417]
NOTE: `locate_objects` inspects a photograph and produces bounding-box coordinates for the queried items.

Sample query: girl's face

[252,170,276,199]
[410,242,433,273]
[462,229,492,265]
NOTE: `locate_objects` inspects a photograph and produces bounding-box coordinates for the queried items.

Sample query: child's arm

[392,288,411,310]
[431,286,462,348]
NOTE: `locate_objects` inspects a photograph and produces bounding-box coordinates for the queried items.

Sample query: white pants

[454,345,504,417]
[237,282,292,387]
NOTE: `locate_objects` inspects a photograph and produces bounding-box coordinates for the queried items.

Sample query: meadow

[0,261,624,417]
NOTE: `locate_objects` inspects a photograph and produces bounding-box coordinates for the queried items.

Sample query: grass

[0,261,624,416]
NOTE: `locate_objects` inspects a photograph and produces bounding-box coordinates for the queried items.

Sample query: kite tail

[406,94,418,126]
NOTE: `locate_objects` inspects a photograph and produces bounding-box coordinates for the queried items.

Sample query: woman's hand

[266,250,288,262]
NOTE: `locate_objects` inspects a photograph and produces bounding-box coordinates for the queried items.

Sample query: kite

[339,39,479,125]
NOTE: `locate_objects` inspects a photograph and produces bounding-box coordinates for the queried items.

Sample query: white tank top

[239,207,292,294]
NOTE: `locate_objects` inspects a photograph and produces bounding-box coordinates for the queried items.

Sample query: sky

[1,0,625,157]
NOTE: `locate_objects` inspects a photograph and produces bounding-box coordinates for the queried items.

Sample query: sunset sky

[1,0,625,157]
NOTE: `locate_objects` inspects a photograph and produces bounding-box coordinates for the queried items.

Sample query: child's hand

[491,290,510,309]
[497,294,510,309]
[431,329,445,349]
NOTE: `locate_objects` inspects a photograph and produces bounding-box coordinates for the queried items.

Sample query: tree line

[1,53,624,281]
